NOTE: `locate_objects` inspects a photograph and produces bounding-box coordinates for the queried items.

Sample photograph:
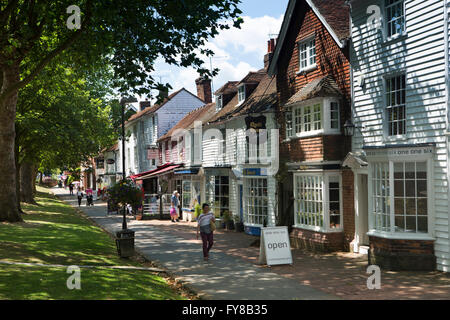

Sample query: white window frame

[383,0,406,41]
[237,84,246,105]
[215,95,223,111]
[288,98,341,139]
[384,73,407,139]
[298,36,316,73]
[293,172,343,233]
[367,154,434,240]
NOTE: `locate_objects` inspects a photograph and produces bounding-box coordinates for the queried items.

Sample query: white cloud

[146,14,283,102]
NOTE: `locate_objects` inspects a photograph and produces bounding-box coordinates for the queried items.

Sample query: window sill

[382,33,408,46]
[383,135,407,144]
[366,230,434,241]
[293,225,343,233]
[288,130,342,140]
[297,64,317,75]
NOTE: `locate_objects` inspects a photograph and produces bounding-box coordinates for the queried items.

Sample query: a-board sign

[258,226,293,266]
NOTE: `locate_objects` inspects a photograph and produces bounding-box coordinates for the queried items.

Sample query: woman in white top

[196,203,215,261]
[76,189,84,207]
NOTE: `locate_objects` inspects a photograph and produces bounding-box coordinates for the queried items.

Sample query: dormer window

[215,95,223,111]
[238,85,246,104]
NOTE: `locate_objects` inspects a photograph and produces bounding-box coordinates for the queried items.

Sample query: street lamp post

[115,97,138,259]
[119,97,137,230]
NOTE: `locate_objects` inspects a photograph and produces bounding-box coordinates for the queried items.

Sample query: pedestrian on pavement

[170,190,180,222]
[196,203,215,261]
[69,183,74,195]
[77,188,84,207]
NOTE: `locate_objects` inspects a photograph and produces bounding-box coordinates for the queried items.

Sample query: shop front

[175,167,202,221]
[203,167,232,219]
[241,168,276,236]
[289,164,345,251]
[363,144,436,270]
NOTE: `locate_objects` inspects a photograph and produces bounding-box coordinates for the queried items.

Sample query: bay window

[294,173,342,231]
[370,160,430,235]
[286,98,340,139]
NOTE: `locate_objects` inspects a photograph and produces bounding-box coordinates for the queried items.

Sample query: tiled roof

[237,70,266,86]
[310,0,350,41]
[158,103,216,142]
[234,72,277,116]
[209,69,277,124]
[285,75,343,106]
[214,81,239,95]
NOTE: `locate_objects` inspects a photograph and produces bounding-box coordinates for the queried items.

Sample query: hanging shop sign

[258,227,293,266]
[245,115,266,132]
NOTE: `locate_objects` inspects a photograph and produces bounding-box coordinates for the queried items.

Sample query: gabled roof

[285,75,343,107]
[125,88,200,126]
[237,70,266,86]
[214,81,239,96]
[268,0,350,76]
[158,103,216,142]
[234,72,277,116]
[209,69,277,124]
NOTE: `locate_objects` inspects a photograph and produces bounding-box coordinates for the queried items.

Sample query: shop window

[294,175,324,228]
[244,178,268,226]
[294,174,342,230]
[371,161,428,234]
[212,176,229,217]
[182,178,201,210]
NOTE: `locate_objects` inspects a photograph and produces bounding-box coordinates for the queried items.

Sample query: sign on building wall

[245,115,266,132]
[365,146,434,158]
[258,227,293,266]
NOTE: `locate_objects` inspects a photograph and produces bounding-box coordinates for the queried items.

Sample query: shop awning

[136,164,182,180]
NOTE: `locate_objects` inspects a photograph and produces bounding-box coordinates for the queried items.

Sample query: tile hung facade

[268,0,354,252]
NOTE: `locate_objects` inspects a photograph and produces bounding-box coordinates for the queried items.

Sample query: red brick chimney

[195,77,212,104]
[264,38,276,70]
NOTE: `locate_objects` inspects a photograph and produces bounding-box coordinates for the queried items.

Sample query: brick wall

[290,227,344,252]
[276,1,351,163]
[369,236,436,271]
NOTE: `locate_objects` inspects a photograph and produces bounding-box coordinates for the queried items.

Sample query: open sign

[259,227,293,266]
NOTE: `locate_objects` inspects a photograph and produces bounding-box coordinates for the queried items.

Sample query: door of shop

[355,173,369,253]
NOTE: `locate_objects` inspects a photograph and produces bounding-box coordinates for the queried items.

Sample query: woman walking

[170,191,180,222]
[76,188,84,207]
[196,203,215,261]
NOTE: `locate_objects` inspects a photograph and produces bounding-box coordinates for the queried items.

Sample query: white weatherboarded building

[347,0,450,271]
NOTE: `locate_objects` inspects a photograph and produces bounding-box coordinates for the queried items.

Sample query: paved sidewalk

[53,187,337,300]
[53,187,450,300]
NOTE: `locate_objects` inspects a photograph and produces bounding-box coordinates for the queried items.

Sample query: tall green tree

[0,0,243,222]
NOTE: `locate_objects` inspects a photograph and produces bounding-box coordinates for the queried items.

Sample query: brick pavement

[140,219,450,300]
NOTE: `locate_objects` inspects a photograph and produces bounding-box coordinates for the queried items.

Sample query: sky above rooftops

[144,0,289,104]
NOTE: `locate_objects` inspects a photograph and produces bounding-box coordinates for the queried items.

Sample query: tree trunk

[20,161,37,204]
[0,64,22,222]
[32,165,38,196]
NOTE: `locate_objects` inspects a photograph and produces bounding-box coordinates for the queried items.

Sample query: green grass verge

[0,186,185,300]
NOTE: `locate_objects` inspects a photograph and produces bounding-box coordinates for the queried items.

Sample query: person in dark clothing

[69,184,74,195]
